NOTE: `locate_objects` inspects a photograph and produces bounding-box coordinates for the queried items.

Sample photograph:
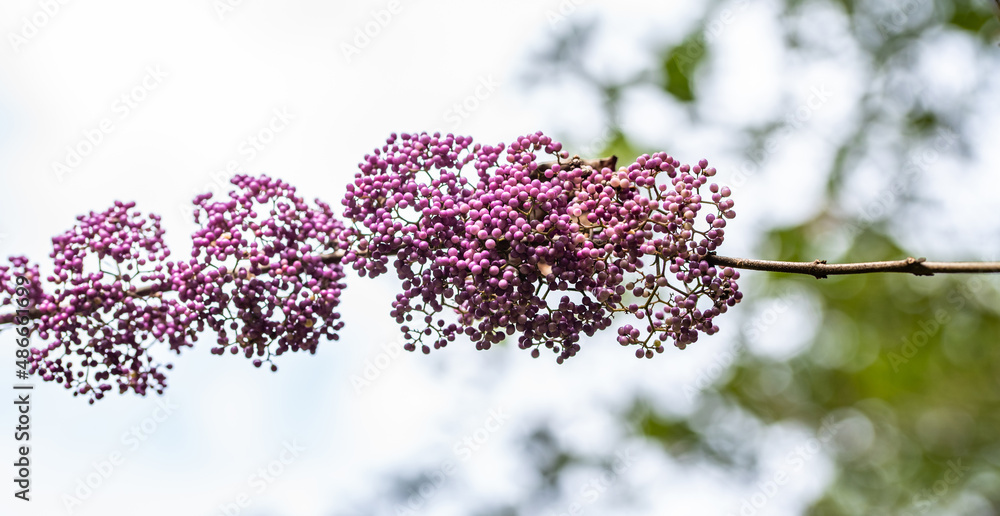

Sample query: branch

[538,155,618,172]
[0,249,348,326]
[4,251,997,326]
[706,254,1000,279]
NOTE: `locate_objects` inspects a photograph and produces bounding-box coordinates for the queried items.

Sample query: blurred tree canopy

[347,1,1000,514]
[521,0,1000,514]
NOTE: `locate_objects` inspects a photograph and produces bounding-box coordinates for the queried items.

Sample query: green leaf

[947,0,994,32]
[659,33,706,102]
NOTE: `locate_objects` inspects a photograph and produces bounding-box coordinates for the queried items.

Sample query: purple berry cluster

[172,175,347,371]
[343,132,742,361]
[609,153,743,355]
[0,256,49,309]
[0,132,743,402]
[28,202,189,403]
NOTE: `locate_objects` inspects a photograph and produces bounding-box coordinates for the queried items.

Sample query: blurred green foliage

[659,32,706,102]
[365,1,1000,513]
[531,0,1000,514]
[718,227,1000,514]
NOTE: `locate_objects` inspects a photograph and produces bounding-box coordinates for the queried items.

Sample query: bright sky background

[1,1,997,515]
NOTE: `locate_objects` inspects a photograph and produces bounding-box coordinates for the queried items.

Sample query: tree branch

[3,249,998,326]
[0,249,348,326]
[538,156,618,172]
[705,254,1000,279]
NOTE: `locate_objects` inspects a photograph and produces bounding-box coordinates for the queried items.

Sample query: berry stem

[3,251,996,326]
[705,254,1000,279]
[0,249,347,326]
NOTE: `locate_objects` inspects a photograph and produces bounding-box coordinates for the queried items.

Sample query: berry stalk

[705,255,1000,278]
[5,253,997,327]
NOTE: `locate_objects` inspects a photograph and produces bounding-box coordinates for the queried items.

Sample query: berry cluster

[28,202,188,402]
[609,153,743,355]
[4,176,349,402]
[0,132,743,402]
[343,132,741,361]
[172,174,347,371]
[0,256,48,309]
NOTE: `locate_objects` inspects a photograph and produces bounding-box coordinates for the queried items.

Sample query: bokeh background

[1,0,999,515]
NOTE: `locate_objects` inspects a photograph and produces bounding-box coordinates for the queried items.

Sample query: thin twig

[538,156,618,172]
[0,249,347,326]
[3,251,997,325]
[705,254,1000,279]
